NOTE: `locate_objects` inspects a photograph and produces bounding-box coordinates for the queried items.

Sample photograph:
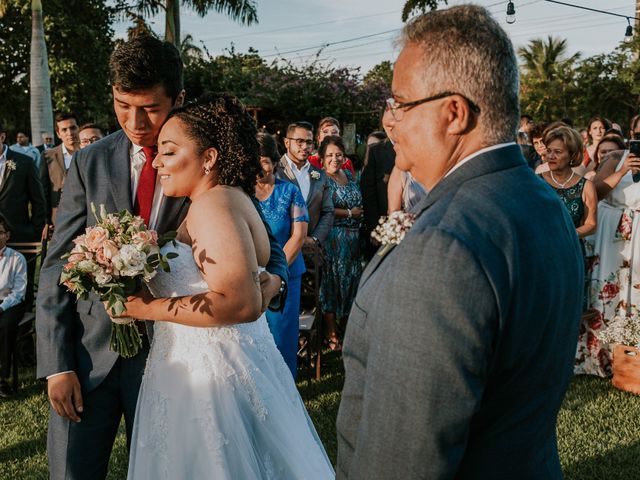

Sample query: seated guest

[318,136,363,351]
[581,122,640,377]
[0,217,27,398]
[308,117,355,174]
[78,123,104,148]
[255,133,308,378]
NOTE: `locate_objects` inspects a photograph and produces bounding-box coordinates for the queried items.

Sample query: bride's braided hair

[166,92,260,195]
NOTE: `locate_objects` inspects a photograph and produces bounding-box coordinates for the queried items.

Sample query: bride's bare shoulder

[190,185,251,210]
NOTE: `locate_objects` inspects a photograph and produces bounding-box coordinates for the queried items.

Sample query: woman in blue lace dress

[318,136,363,351]
[255,133,309,378]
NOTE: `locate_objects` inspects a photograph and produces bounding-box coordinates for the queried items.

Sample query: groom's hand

[48,372,83,422]
[259,272,282,313]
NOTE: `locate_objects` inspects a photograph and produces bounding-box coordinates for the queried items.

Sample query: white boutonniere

[5,160,16,172]
[310,170,321,180]
[371,211,416,257]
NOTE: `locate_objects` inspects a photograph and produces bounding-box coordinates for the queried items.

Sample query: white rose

[94,270,113,285]
[112,244,147,277]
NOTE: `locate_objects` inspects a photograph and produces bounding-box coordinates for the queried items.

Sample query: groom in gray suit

[337,5,583,479]
[36,36,288,479]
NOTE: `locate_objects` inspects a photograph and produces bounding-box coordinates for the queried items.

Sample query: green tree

[364,60,392,87]
[401,0,447,21]
[115,0,257,47]
[518,36,581,121]
[0,0,114,136]
[0,0,54,140]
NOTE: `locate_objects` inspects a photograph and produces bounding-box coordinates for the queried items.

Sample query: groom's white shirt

[47,143,164,379]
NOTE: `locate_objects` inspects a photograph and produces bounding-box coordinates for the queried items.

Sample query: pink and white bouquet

[60,204,177,358]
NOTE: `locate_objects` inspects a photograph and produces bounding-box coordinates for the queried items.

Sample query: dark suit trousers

[0,303,25,378]
[47,338,149,480]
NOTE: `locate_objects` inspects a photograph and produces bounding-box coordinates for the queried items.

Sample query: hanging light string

[541,0,639,22]
[507,0,639,39]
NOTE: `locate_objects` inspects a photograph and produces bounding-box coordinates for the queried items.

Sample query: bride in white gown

[116,93,334,479]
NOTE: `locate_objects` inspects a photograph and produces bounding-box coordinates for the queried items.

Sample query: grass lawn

[1,352,639,479]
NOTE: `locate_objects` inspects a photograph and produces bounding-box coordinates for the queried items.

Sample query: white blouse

[0,247,27,311]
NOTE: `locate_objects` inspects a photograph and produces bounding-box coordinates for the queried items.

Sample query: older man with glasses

[277,121,334,247]
[336,5,583,479]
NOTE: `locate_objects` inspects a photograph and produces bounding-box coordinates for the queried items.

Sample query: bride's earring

[204,166,211,175]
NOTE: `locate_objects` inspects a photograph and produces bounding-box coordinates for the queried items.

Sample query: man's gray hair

[402,4,519,144]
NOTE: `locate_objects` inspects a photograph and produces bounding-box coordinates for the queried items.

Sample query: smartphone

[630,140,640,182]
[629,140,640,156]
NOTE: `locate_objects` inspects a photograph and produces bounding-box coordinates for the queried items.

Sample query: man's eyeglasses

[385,91,481,122]
[81,136,101,145]
[286,137,314,148]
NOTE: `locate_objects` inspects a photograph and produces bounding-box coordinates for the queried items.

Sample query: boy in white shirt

[0,216,27,397]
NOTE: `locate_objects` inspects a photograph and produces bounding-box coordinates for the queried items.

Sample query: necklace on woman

[550,170,574,188]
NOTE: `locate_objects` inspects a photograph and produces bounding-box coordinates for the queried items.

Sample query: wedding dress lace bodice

[128,240,334,479]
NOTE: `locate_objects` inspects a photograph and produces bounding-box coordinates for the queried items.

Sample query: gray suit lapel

[278,156,300,189]
[307,165,322,204]
[109,133,134,213]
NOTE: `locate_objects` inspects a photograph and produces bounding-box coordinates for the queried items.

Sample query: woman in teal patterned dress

[318,136,363,351]
[538,125,598,310]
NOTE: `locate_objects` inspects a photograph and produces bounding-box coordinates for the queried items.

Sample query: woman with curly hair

[120,93,334,478]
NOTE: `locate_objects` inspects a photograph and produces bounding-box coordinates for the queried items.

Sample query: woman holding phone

[579,121,640,377]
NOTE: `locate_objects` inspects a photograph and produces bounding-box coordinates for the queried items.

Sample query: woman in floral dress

[318,136,363,351]
[581,138,640,376]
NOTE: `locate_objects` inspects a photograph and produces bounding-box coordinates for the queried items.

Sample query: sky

[113,0,637,75]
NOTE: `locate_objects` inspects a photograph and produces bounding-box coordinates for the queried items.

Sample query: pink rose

[68,253,85,264]
[63,262,75,272]
[85,226,109,251]
[133,230,155,246]
[73,234,88,248]
[95,248,110,267]
[102,240,119,259]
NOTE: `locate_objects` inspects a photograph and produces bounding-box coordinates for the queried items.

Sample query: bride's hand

[102,286,155,319]
[259,272,282,313]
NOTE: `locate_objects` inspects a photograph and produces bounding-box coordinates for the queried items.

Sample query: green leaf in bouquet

[158,230,177,247]
[90,202,99,223]
[166,252,179,259]
[99,204,108,222]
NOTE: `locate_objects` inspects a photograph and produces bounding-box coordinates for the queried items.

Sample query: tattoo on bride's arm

[165,293,215,317]
[191,239,217,274]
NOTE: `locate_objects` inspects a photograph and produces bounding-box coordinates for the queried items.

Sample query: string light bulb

[625,18,633,43]
[506,2,516,24]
